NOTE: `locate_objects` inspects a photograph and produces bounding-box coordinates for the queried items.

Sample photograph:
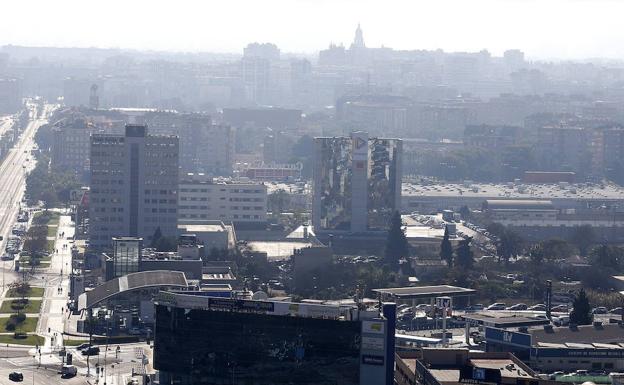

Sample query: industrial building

[484,322,624,372]
[402,181,624,213]
[395,348,549,385]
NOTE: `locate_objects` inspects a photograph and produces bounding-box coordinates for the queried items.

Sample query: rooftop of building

[373,285,475,299]
[402,181,624,200]
[179,173,267,186]
[78,270,188,310]
[530,322,624,345]
[397,349,538,384]
[247,240,315,261]
[153,290,369,321]
[265,181,310,194]
[484,199,556,210]
[462,313,551,328]
[177,223,227,233]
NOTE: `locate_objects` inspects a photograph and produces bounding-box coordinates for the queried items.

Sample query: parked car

[575,370,589,376]
[592,307,608,314]
[465,304,484,311]
[507,303,527,311]
[551,304,569,312]
[528,304,547,311]
[8,371,23,381]
[549,371,565,380]
[486,303,506,311]
[552,315,570,327]
[414,304,432,312]
[128,327,142,335]
[609,307,624,315]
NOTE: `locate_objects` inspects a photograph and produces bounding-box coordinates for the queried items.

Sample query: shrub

[10,313,26,323]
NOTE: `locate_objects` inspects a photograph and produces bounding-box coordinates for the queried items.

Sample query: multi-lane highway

[0,104,53,289]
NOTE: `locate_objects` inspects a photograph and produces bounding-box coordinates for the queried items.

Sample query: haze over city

[3,1,624,384]
[2,0,624,59]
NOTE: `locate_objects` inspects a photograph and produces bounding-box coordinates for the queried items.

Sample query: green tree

[455,237,474,269]
[268,189,290,216]
[439,226,454,267]
[571,225,596,257]
[589,244,622,269]
[154,236,177,252]
[541,238,575,260]
[384,211,409,266]
[570,289,592,325]
[487,223,524,264]
[459,205,471,220]
[499,230,524,264]
[528,243,545,266]
[150,227,163,248]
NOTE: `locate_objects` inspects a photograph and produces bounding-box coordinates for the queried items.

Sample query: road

[0,104,52,293]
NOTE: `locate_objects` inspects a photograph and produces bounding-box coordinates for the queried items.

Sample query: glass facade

[367,138,402,230]
[154,304,361,385]
[316,137,353,231]
[313,134,402,232]
[112,238,141,278]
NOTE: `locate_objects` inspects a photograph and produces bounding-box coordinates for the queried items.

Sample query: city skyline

[2,0,624,60]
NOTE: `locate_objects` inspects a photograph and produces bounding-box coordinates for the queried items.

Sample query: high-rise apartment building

[89,124,179,249]
[312,132,402,233]
[51,118,96,180]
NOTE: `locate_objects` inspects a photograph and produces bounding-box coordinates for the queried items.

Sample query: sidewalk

[36,214,74,351]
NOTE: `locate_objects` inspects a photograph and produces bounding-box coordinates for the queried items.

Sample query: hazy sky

[2,0,624,59]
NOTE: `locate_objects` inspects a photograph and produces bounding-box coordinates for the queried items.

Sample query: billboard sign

[361,336,384,351]
[362,320,385,335]
[361,354,384,366]
[485,327,531,348]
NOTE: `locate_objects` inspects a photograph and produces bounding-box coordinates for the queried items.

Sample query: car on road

[507,303,527,311]
[75,343,91,351]
[61,365,77,378]
[82,346,100,356]
[528,304,547,311]
[486,303,506,311]
[8,371,23,381]
[592,307,608,314]
[610,307,624,315]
